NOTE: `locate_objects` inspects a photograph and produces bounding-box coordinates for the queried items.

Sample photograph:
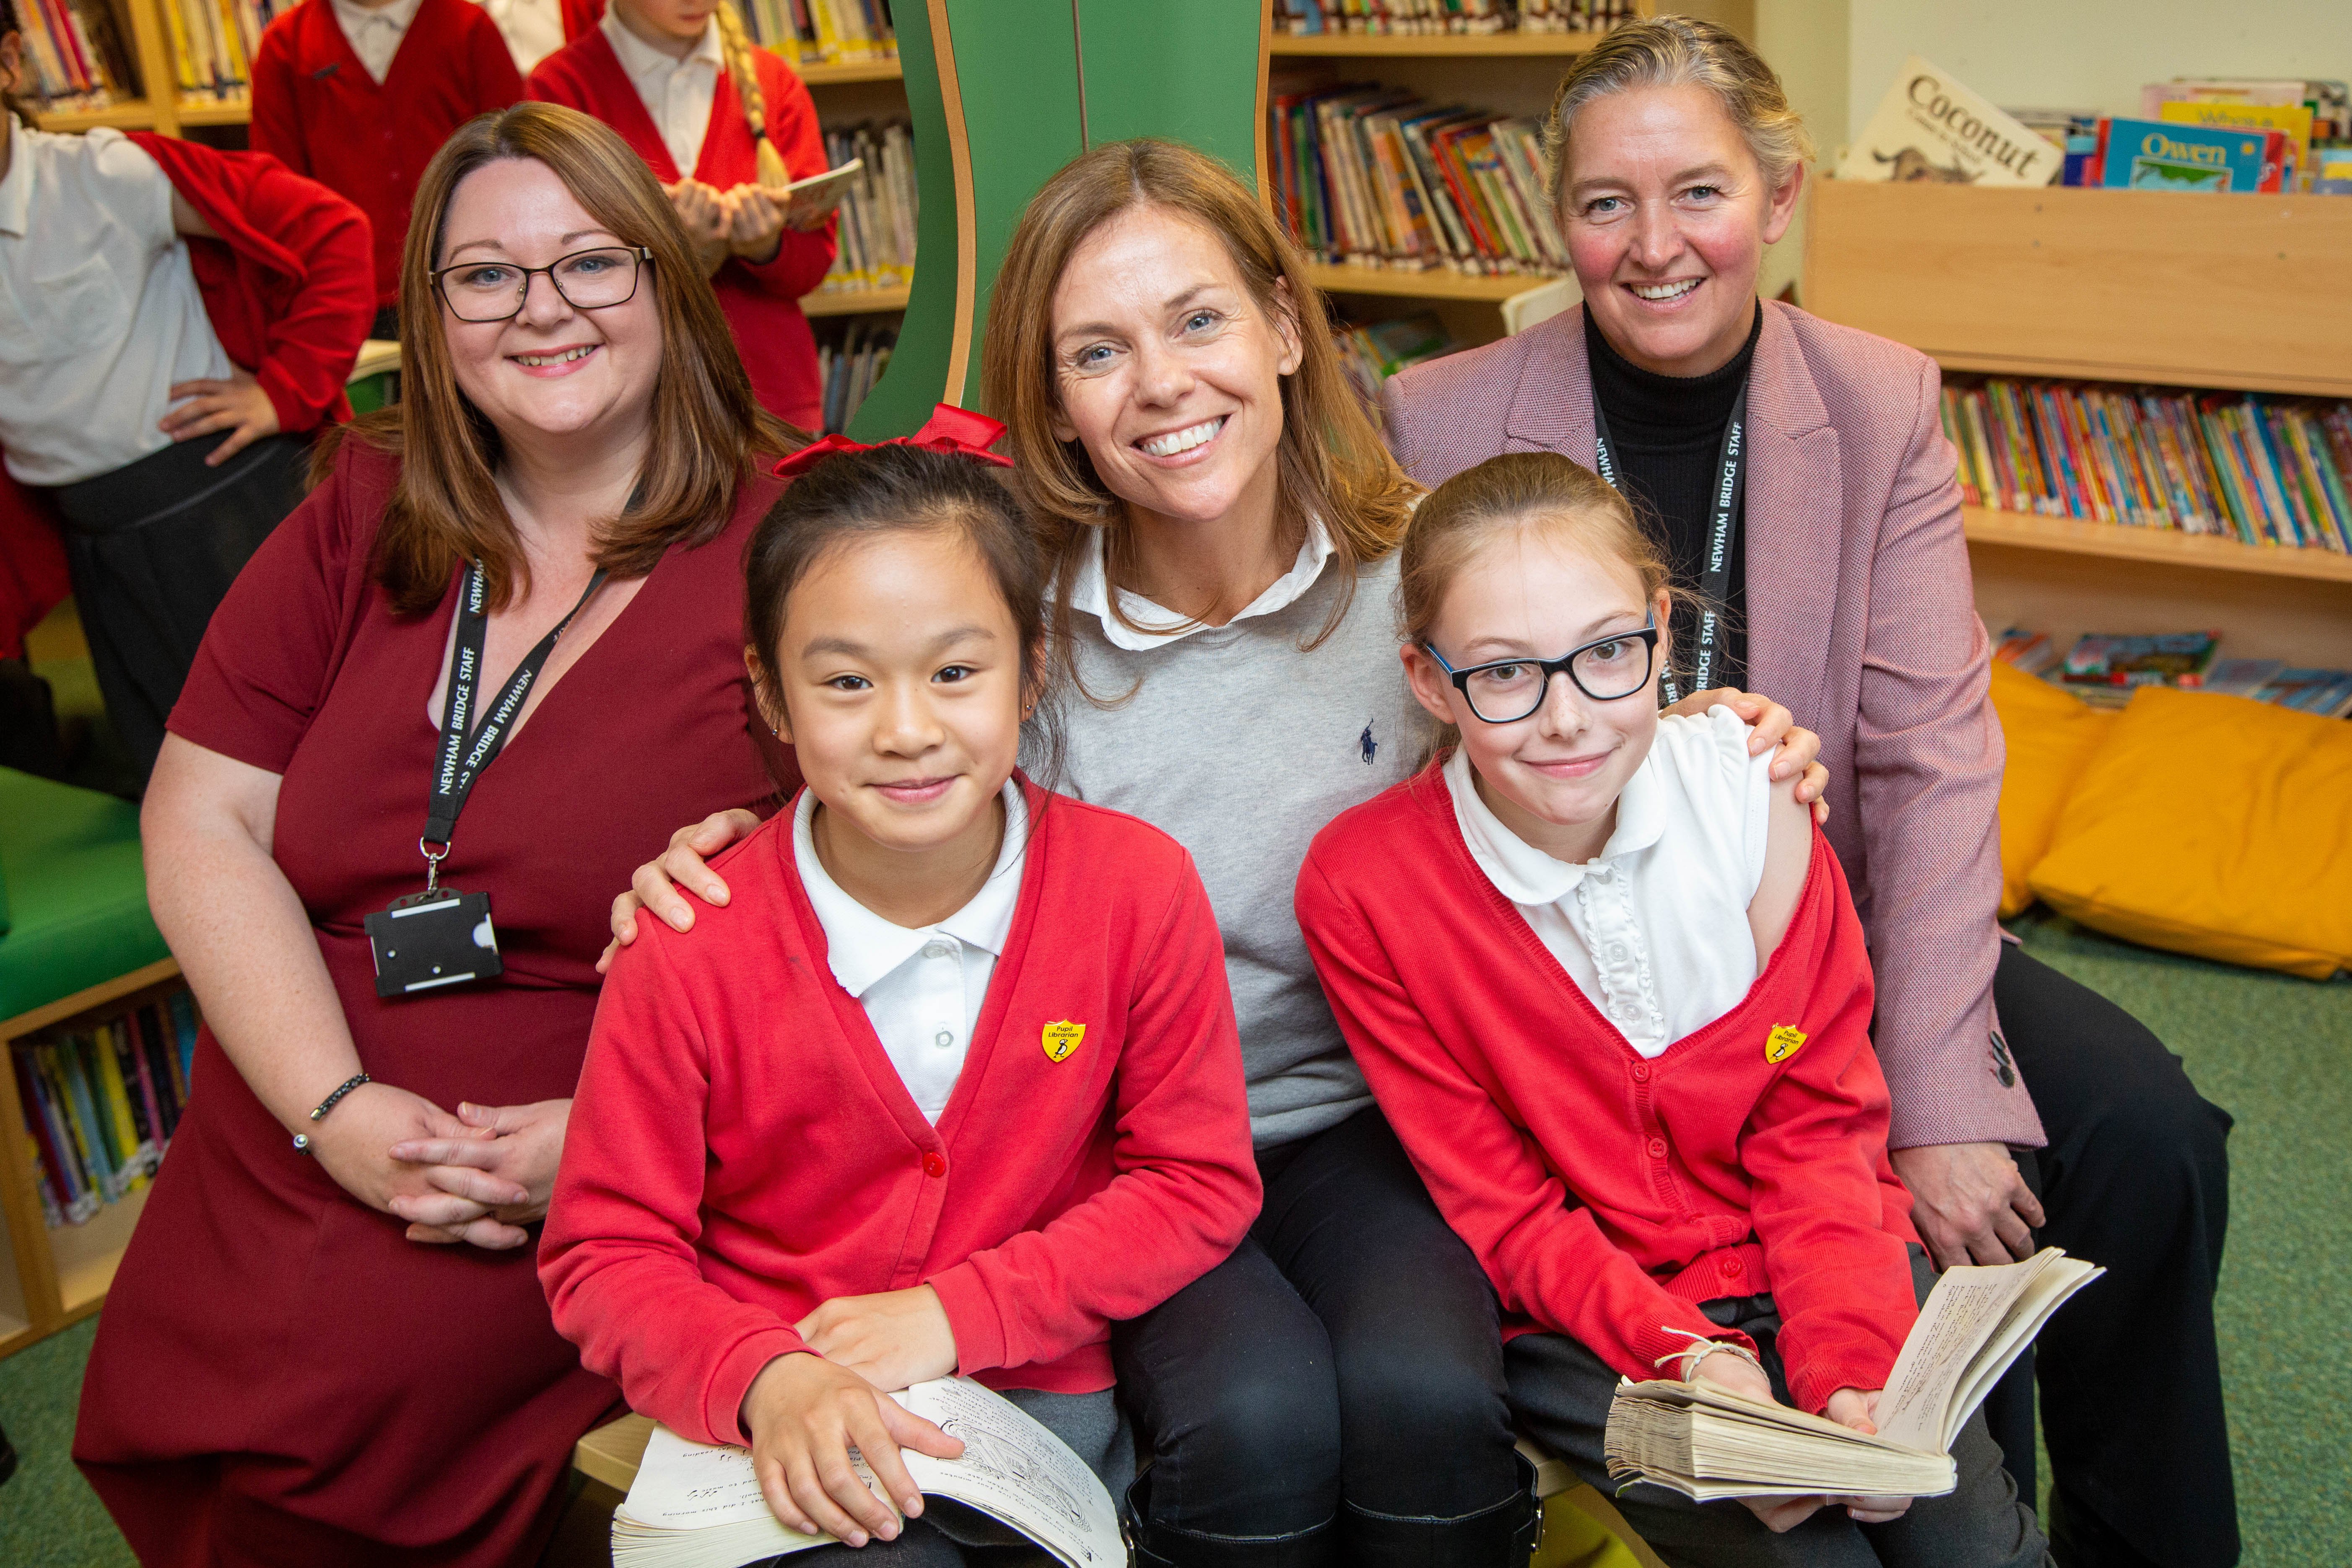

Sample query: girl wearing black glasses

[1295,452,2052,1568]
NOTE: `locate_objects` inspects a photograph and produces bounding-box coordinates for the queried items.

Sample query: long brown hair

[328,101,802,615]
[711,0,790,187]
[979,138,1419,678]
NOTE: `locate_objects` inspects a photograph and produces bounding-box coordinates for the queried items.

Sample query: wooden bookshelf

[797,57,903,86]
[1268,30,1615,58]
[0,959,184,1362]
[803,284,911,316]
[177,94,252,127]
[1306,262,1558,303]
[1805,178,2352,668]
[32,98,162,131]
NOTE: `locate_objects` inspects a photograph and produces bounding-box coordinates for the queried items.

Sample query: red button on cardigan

[923,1153,948,1178]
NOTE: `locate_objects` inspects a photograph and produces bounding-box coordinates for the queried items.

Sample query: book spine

[93,1022,150,1191]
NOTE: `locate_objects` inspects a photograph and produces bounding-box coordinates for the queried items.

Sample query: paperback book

[1606,1249,2103,1501]
[2096,117,2283,194]
[1838,57,2061,187]
[613,1378,1123,1568]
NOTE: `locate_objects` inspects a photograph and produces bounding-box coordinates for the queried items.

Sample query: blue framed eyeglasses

[1426,617,1660,723]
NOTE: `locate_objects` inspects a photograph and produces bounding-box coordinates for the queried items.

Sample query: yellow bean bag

[2028,685,2352,979]
[1986,661,2118,919]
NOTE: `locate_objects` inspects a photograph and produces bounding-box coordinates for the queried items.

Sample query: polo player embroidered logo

[1042,1020,1086,1063]
[1360,721,1378,765]
[1764,1024,1807,1064]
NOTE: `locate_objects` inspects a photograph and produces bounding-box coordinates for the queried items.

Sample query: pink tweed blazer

[1380,299,2043,1151]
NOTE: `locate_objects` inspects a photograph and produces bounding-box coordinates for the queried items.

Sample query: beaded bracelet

[291,1073,372,1154]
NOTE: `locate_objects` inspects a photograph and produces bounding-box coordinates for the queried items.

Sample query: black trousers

[1111,1107,1537,1567]
[1975,944,2238,1568]
[1509,1248,2047,1568]
[47,430,309,778]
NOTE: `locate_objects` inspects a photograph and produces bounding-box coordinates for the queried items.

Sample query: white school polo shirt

[0,120,234,488]
[793,782,1028,1123]
[601,8,724,179]
[328,0,425,83]
[1444,707,1774,1058]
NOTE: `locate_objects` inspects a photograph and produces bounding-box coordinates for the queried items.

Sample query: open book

[1605,1248,2103,1501]
[769,158,863,226]
[611,1376,1123,1568]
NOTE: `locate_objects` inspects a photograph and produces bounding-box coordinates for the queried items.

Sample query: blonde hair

[713,0,791,187]
[980,138,1419,677]
[1400,453,1671,760]
[1543,15,1815,206]
[325,102,801,615]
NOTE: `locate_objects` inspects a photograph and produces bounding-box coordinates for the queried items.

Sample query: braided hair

[711,0,790,188]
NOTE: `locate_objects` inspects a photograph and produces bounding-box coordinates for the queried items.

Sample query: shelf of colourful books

[1961,506,2352,584]
[1268,31,1616,59]
[802,283,911,316]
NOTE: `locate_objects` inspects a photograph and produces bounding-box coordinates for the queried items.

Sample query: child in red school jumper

[250,0,523,336]
[1,16,374,776]
[527,0,834,429]
[1293,454,2052,1568]
[540,421,1260,1563]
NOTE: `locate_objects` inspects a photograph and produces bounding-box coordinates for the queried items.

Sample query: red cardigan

[540,786,1260,1447]
[527,31,835,430]
[1295,775,1921,1415]
[126,133,375,434]
[250,0,523,307]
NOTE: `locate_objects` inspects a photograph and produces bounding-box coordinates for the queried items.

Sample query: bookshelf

[1805,178,2352,668]
[0,960,183,1361]
[1268,31,1615,59]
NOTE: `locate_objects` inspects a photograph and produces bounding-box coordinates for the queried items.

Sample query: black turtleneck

[1585,303,1763,693]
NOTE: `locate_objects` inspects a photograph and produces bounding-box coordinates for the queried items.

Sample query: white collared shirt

[1444,707,1774,1057]
[794,782,1029,1122]
[329,0,425,84]
[1069,515,1337,652]
[0,121,233,488]
[478,0,563,75]
[601,7,725,178]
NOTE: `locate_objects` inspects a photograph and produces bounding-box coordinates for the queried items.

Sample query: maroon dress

[74,441,790,1567]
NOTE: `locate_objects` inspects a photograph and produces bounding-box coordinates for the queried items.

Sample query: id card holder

[364,888,502,999]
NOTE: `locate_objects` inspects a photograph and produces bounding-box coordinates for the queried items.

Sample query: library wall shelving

[28,0,914,322]
[1804,178,2352,670]
[1262,14,1637,348]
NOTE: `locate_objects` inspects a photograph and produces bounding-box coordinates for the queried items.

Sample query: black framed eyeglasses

[1426,618,1661,723]
[431,246,654,323]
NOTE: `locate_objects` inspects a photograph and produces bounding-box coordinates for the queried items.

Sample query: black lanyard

[420,560,606,887]
[1590,383,1747,706]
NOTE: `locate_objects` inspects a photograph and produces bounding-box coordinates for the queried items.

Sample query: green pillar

[848,0,1267,439]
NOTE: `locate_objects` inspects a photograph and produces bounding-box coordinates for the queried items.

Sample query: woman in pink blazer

[1381,19,2233,1568]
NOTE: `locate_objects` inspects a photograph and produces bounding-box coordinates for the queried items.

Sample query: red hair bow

[772,403,1014,480]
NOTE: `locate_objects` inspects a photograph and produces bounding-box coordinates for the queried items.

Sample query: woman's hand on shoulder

[386,1098,571,1250]
[1823,1388,1915,1524]
[597,808,764,973]
[795,1286,959,1395]
[1666,687,1830,825]
[740,1351,964,1546]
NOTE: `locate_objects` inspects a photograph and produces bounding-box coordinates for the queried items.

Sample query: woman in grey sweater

[604,140,1822,1568]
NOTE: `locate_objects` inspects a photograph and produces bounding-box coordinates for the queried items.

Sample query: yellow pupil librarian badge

[1042,1021,1086,1063]
[1764,1025,1807,1064]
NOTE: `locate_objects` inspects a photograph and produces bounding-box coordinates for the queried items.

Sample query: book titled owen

[2096,117,2284,194]
[1838,56,2061,187]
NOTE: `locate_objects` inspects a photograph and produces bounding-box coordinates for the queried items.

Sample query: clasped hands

[740,1287,965,1548]
[300,1080,569,1250]
[665,178,826,275]
[1693,1352,1915,1533]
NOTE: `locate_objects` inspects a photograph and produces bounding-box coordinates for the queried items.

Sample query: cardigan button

[1723,1256,1745,1277]
[922,1153,948,1178]
[1646,1137,1668,1159]
[1631,1063,1651,1083]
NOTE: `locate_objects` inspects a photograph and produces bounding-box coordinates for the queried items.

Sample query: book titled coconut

[1838,56,2062,187]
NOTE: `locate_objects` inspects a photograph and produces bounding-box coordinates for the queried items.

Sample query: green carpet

[0,913,2344,1565]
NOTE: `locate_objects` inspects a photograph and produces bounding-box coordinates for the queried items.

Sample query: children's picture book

[1838,56,2061,187]
[2157,101,2312,187]
[2059,632,2222,689]
[2097,118,2282,194]
[1604,1249,2103,1502]
[611,1377,1124,1568]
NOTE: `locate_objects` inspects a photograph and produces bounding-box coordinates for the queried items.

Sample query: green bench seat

[0,767,168,1022]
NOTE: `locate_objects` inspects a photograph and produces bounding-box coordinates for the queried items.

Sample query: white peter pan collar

[1070,514,1335,652]
[793,781,1028,999]
[1443,744,1667,906]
